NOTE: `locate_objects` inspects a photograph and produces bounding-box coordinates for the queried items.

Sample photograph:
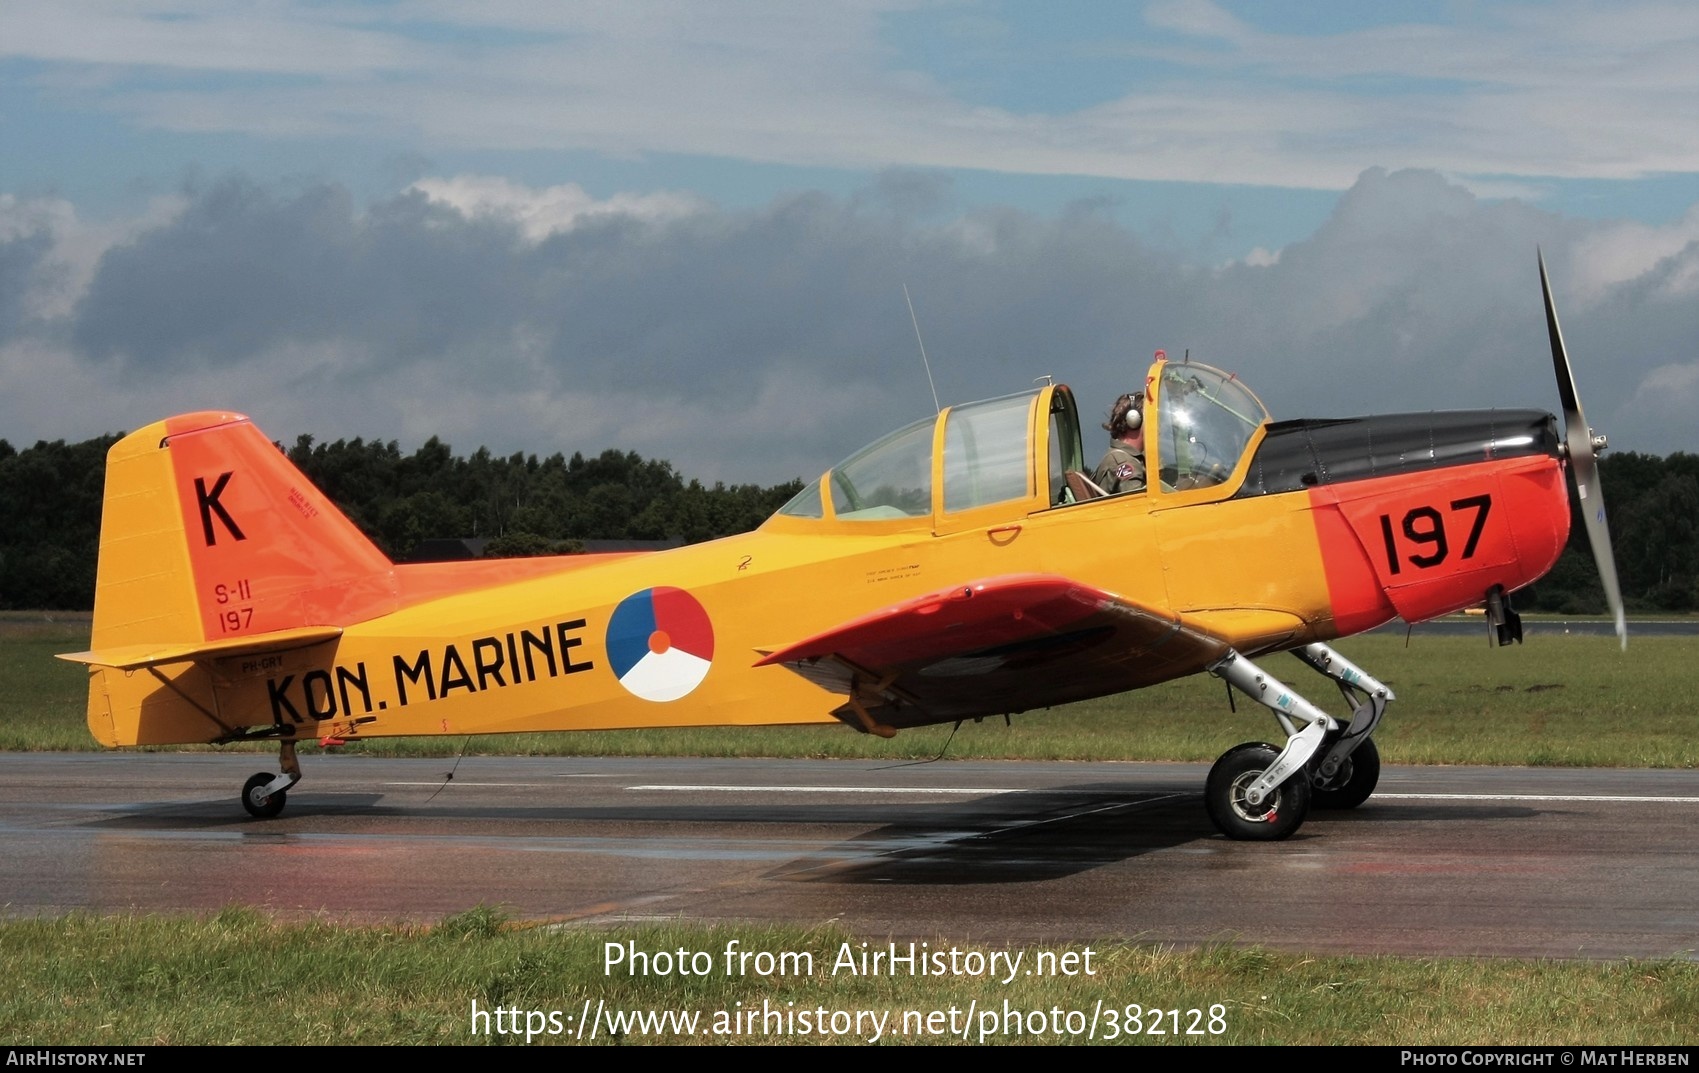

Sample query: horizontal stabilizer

[58,625,344,671]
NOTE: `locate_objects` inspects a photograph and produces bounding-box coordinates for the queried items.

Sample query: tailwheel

[1311,737,1380,810]
[1205,742,1310,841]
[242,771,287,819]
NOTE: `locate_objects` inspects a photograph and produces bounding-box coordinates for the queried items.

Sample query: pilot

[1092,392,1146,494]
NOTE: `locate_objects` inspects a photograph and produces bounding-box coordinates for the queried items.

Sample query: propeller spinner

[1538,250,1628,650]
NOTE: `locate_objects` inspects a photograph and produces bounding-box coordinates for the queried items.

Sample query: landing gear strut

[241,738,302,819]
[1291,642,1393,810]
[1204,643,1394,840]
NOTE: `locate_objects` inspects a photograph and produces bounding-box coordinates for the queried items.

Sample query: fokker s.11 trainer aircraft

[61,255,1624,840]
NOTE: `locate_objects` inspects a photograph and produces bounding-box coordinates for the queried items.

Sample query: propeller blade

[1538,250,1627,649]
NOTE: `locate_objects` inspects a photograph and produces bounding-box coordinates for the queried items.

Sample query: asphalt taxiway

[2,753,1695,960]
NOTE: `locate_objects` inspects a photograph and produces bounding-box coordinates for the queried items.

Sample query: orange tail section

[81,411,399,657]
[63,411,635,745]
[63,412,400,744]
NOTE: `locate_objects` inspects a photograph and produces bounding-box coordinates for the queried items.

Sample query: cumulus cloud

[0,211,54,339]
[408,177,709,242]
[0,193,187,326]
[1570,205,1699,301]
[3,168,1696,482]
[1624,361,1699,431]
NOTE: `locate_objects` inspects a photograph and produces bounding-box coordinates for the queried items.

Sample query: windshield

[1156,363,1268,491]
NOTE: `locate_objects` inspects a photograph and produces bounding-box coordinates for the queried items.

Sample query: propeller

[1538,249,1627,650]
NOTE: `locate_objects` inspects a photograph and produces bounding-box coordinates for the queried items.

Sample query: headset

[1105,392,1143,436]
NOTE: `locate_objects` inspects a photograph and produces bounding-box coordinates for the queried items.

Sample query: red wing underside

[757,574,1230,730]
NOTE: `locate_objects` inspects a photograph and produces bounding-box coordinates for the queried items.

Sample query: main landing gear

[241,739,302,819]
[1203,642,1394,841]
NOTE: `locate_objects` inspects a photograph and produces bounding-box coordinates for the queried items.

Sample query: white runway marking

[380,783,1699,804]
[384,782,550,787]
[633,786,1699,804]
[628,784,1022,795]
[1377,792,1699,804]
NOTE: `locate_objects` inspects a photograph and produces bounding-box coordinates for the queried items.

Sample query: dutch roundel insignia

[606,587,715,702]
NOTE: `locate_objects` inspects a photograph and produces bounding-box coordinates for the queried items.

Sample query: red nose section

[1311,455,1570,634]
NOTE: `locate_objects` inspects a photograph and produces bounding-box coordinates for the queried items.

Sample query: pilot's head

[1104,393,1144,442]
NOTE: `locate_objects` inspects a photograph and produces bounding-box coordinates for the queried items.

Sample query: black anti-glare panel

[1234,409,1560,498]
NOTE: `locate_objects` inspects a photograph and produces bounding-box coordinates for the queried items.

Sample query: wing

[756,574,1234,733]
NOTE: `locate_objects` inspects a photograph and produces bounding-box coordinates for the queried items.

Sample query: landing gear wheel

[1205,742,1309,841]
[242,772,287,819]
[1311,737,1380,810]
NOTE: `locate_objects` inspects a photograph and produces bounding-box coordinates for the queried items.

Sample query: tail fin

[62,412,399,743]
[81,411,398,657]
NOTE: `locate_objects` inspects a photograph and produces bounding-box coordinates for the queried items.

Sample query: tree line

[0,432,802,611]
[1,432,1694,614]
[1523,451,1699,614]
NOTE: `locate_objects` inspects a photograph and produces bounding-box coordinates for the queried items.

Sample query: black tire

[242,771,287,819]
[1205,742,1309,841]
[1311,737,1380,810]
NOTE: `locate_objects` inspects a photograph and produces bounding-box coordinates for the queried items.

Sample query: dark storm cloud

[0,226,54,339]
[72,178,534,379]
[64,174,1201,418]
[525,190,1203,412]
[27,167,1699,476]
[859,169,957,218]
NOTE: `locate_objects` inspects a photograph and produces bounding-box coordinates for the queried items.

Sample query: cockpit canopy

[770,357,1271,530]
[1151,361,1269,493]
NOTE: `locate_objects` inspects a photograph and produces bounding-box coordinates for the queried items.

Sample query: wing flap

[759,574,1231,729]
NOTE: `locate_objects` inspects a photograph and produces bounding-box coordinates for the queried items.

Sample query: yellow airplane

[60,256,1623,840]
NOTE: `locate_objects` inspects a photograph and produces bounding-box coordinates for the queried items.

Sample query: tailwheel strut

[241,738,302,819]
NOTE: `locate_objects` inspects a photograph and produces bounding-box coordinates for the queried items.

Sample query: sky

[3,1,1698,485]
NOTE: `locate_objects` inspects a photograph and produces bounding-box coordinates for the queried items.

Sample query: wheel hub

[1228,769,1279,823]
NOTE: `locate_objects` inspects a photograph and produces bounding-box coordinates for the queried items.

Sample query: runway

[2,753,1696,960]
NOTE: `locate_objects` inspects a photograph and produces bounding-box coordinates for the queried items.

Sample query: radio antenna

[903,284,941,415]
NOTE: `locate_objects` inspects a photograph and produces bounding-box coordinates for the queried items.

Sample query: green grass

[2,910,1695,1045]
[0,616,97,750]
[6,614,1694,766]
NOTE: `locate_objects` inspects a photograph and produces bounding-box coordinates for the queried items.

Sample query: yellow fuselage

[87,484,1336,746]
